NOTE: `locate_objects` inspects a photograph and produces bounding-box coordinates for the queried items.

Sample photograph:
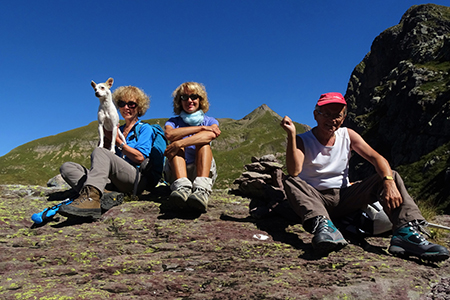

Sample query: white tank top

[298,127,351,190]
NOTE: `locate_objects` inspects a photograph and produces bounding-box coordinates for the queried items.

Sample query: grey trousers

[60,147,149,196]
[284,171,423,231]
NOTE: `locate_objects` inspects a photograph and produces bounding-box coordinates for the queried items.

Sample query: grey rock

[47,174,70,189]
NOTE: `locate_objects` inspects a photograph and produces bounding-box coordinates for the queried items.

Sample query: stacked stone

[233,154,286,201]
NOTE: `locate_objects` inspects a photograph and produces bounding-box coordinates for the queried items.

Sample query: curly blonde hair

[172,82,209,115]
[112,86,150,117]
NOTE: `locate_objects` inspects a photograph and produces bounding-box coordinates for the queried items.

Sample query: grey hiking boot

[187,187,209,213]
[168,186,191,209]
[389,220,449,262]
[58,185,102,219]
[310,216,348,253]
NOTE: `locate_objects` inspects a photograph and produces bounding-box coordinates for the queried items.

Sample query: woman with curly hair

[164,82,221,213]
[58,85,163,219]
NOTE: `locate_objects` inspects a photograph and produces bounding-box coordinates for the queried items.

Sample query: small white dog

[91,77,126,152]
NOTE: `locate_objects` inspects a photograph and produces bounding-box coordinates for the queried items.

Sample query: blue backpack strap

[131,121,144,141]
[133,122,167,191]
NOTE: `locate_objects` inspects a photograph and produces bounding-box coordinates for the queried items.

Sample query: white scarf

[180,110,205,126]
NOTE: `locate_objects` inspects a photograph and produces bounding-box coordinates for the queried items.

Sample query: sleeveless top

[298,127,351,190]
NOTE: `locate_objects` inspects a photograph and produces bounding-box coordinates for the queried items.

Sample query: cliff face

[344,4,450,178]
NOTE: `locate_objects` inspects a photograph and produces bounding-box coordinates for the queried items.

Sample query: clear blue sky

[1,1,448,157]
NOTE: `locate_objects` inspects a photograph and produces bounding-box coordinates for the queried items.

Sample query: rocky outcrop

[2,184,450,299]
[344,4,450,181]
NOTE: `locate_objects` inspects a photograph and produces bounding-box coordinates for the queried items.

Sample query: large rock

[343,4,450,184]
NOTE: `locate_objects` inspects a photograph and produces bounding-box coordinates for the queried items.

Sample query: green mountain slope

[0,106,307,189]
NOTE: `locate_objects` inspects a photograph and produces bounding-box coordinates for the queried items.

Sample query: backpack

[335,201,393,237]
[133,122,167,186]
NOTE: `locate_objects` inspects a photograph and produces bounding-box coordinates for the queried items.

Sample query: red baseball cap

[316,92,347,106]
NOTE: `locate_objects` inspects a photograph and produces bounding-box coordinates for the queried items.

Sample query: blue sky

[1,1,448,157]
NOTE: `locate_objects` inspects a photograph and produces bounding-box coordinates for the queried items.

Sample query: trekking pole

[428,222,450,231]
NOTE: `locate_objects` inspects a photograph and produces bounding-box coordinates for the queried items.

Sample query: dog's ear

[91,81,96,89]
[106,78,114,88]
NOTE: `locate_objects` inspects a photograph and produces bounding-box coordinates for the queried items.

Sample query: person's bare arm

[165,125,220,142]
[164,124,220,160]
[348,128,402,212]
[280,116,305,176]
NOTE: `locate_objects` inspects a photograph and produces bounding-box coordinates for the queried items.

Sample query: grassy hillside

[0,107,306,189]
[397,141,450,214]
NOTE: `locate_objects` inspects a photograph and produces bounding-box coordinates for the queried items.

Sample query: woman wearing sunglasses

[58,85,162,219]
[164,82,221,213]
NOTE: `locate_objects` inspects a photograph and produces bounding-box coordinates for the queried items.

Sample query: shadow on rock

[50,216,97,228]
[219,211,313,254]
[157,203,203,220]
[46,188,78,202]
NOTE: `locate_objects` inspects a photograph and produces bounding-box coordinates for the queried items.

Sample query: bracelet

[118,142,125,151]
[383,175,394,181]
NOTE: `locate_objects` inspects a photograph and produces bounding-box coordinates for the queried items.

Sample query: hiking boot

[58,185,102,219]
[186,187,209,213]
[168,186,191,209]
[310,216,348,253]
[389,220,450,262]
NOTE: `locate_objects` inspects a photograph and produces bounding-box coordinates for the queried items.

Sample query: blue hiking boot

[31,198,73,225]
[389,220,449,262]
[310,216,348,254]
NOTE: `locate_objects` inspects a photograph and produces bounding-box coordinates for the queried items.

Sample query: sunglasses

[316,110,345,120]
[180,94,200,101]
[117,100,137,109]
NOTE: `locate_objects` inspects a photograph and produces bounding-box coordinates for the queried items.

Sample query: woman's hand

[201,125,221,138]
[164,141,182,161]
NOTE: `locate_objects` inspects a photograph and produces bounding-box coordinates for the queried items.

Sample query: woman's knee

[60,161,78,175]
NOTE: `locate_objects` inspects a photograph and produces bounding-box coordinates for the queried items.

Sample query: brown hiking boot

[59,185,102,219]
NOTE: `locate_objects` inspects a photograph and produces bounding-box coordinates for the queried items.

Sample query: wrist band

[383,175,393,181]
[118,142,125,151]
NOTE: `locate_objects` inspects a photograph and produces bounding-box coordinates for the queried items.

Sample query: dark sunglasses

[180,94,200,101]
[117,100,137,108]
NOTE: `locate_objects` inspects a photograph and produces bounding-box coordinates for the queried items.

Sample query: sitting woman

[59,85,163,219]
[164,82,221,213]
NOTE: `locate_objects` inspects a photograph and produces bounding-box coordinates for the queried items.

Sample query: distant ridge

[0,105,308,189]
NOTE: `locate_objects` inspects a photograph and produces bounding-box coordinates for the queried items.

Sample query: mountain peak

[242,104,281,121]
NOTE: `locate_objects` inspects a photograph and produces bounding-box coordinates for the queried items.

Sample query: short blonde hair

[112,86,150,117]
[172,82,209,115]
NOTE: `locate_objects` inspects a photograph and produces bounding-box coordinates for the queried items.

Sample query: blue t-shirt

[165,115,219,164]
[117,120,154,166]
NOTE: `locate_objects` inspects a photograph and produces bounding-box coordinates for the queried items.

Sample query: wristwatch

[118,142,125,151]
[383,175,394,181]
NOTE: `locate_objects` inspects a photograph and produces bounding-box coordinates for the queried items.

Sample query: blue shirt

[165,115,219,164]
[117,120,154,166]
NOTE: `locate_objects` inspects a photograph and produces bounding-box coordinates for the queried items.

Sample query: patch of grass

[397,141,450,214]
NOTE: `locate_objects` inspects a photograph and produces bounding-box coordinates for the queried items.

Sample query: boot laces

[312,216,329,234]
[409,219,431,239]
[73,187,92,205]
[193,187,208,195]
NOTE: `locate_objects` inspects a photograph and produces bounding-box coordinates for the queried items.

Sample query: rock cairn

[233,154,286,202]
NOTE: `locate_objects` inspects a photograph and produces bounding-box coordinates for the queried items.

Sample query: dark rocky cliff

[344,4,450,185]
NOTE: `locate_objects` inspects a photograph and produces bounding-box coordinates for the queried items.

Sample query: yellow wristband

[383,175,394,181]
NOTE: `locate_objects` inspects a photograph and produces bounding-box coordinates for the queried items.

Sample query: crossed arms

[164,125,221,160]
